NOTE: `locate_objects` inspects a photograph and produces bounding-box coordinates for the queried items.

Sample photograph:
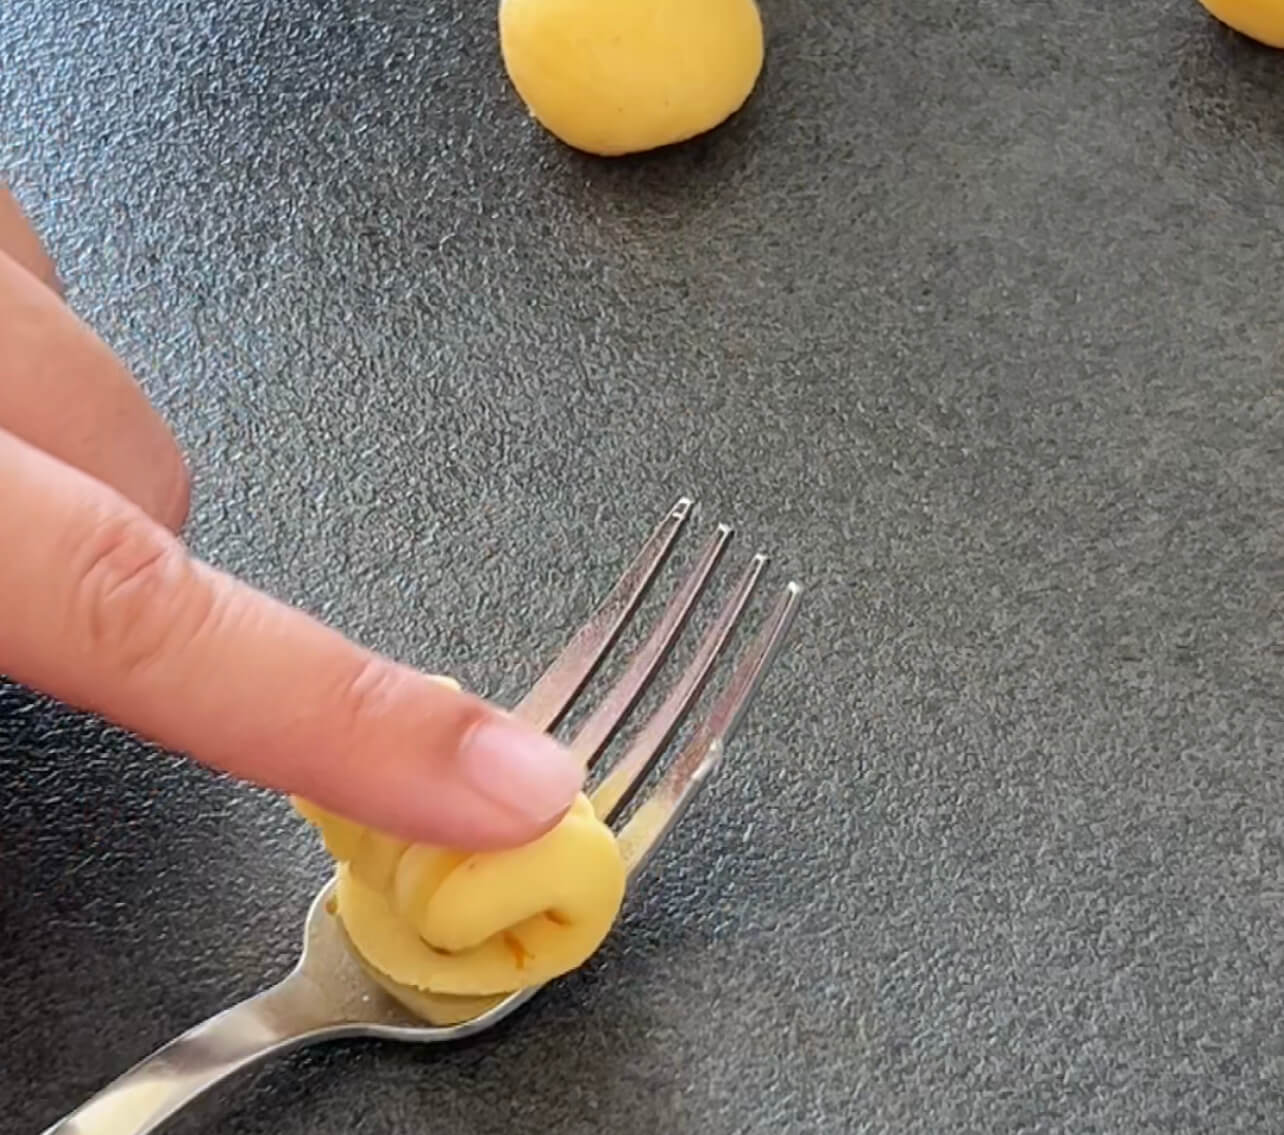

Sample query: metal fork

[42,497,802,1135]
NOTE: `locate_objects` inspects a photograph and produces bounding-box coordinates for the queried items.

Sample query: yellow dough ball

[498,0,765,156]
[1198,0,1284,46]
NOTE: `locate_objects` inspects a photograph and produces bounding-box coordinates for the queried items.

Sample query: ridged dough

[294,717,625,998]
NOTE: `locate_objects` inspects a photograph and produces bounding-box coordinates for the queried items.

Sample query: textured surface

[2,1,1282,1132]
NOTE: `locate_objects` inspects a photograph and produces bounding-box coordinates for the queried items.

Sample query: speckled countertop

[2,1,1282,1131]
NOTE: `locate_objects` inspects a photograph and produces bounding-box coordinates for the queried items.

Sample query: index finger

[0,429,582,850]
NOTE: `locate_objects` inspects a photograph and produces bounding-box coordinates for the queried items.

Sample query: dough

[1198,0,1284,46]
[498,0,765,156]
[294,717,626,1000]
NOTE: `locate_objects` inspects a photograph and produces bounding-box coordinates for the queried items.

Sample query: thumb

[0,428,582,850]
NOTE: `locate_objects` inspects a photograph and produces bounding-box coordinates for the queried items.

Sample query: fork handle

[40,969,349,1135]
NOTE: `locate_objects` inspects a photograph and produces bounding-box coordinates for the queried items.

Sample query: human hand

[0,184,581,850]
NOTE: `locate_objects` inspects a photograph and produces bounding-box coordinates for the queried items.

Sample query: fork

[41,497,802,1135]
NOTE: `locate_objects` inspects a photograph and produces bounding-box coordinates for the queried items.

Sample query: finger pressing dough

[498,0,765,156]
[294,684,626,1000]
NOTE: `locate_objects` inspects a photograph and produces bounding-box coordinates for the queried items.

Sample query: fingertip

[301,713,583,852]
[0,186,61,297]
[456,715,583,832]
[111,430,189,533]
[277,661,584,851]
[158,451,192,533]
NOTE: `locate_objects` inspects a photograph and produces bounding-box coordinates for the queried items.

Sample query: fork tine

[513,497,692,731]
[568,522,733,770]
[590,552,769,824]
[613,581,802,879]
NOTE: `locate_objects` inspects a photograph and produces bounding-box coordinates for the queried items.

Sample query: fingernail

[458,717,582,823]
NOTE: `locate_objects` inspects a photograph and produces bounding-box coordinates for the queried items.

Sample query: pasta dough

[1198,0,1284,45]
[498,0,765,156]
[294,702,626,999]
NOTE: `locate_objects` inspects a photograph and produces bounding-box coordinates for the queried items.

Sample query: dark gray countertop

[3,1,1282,1131]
